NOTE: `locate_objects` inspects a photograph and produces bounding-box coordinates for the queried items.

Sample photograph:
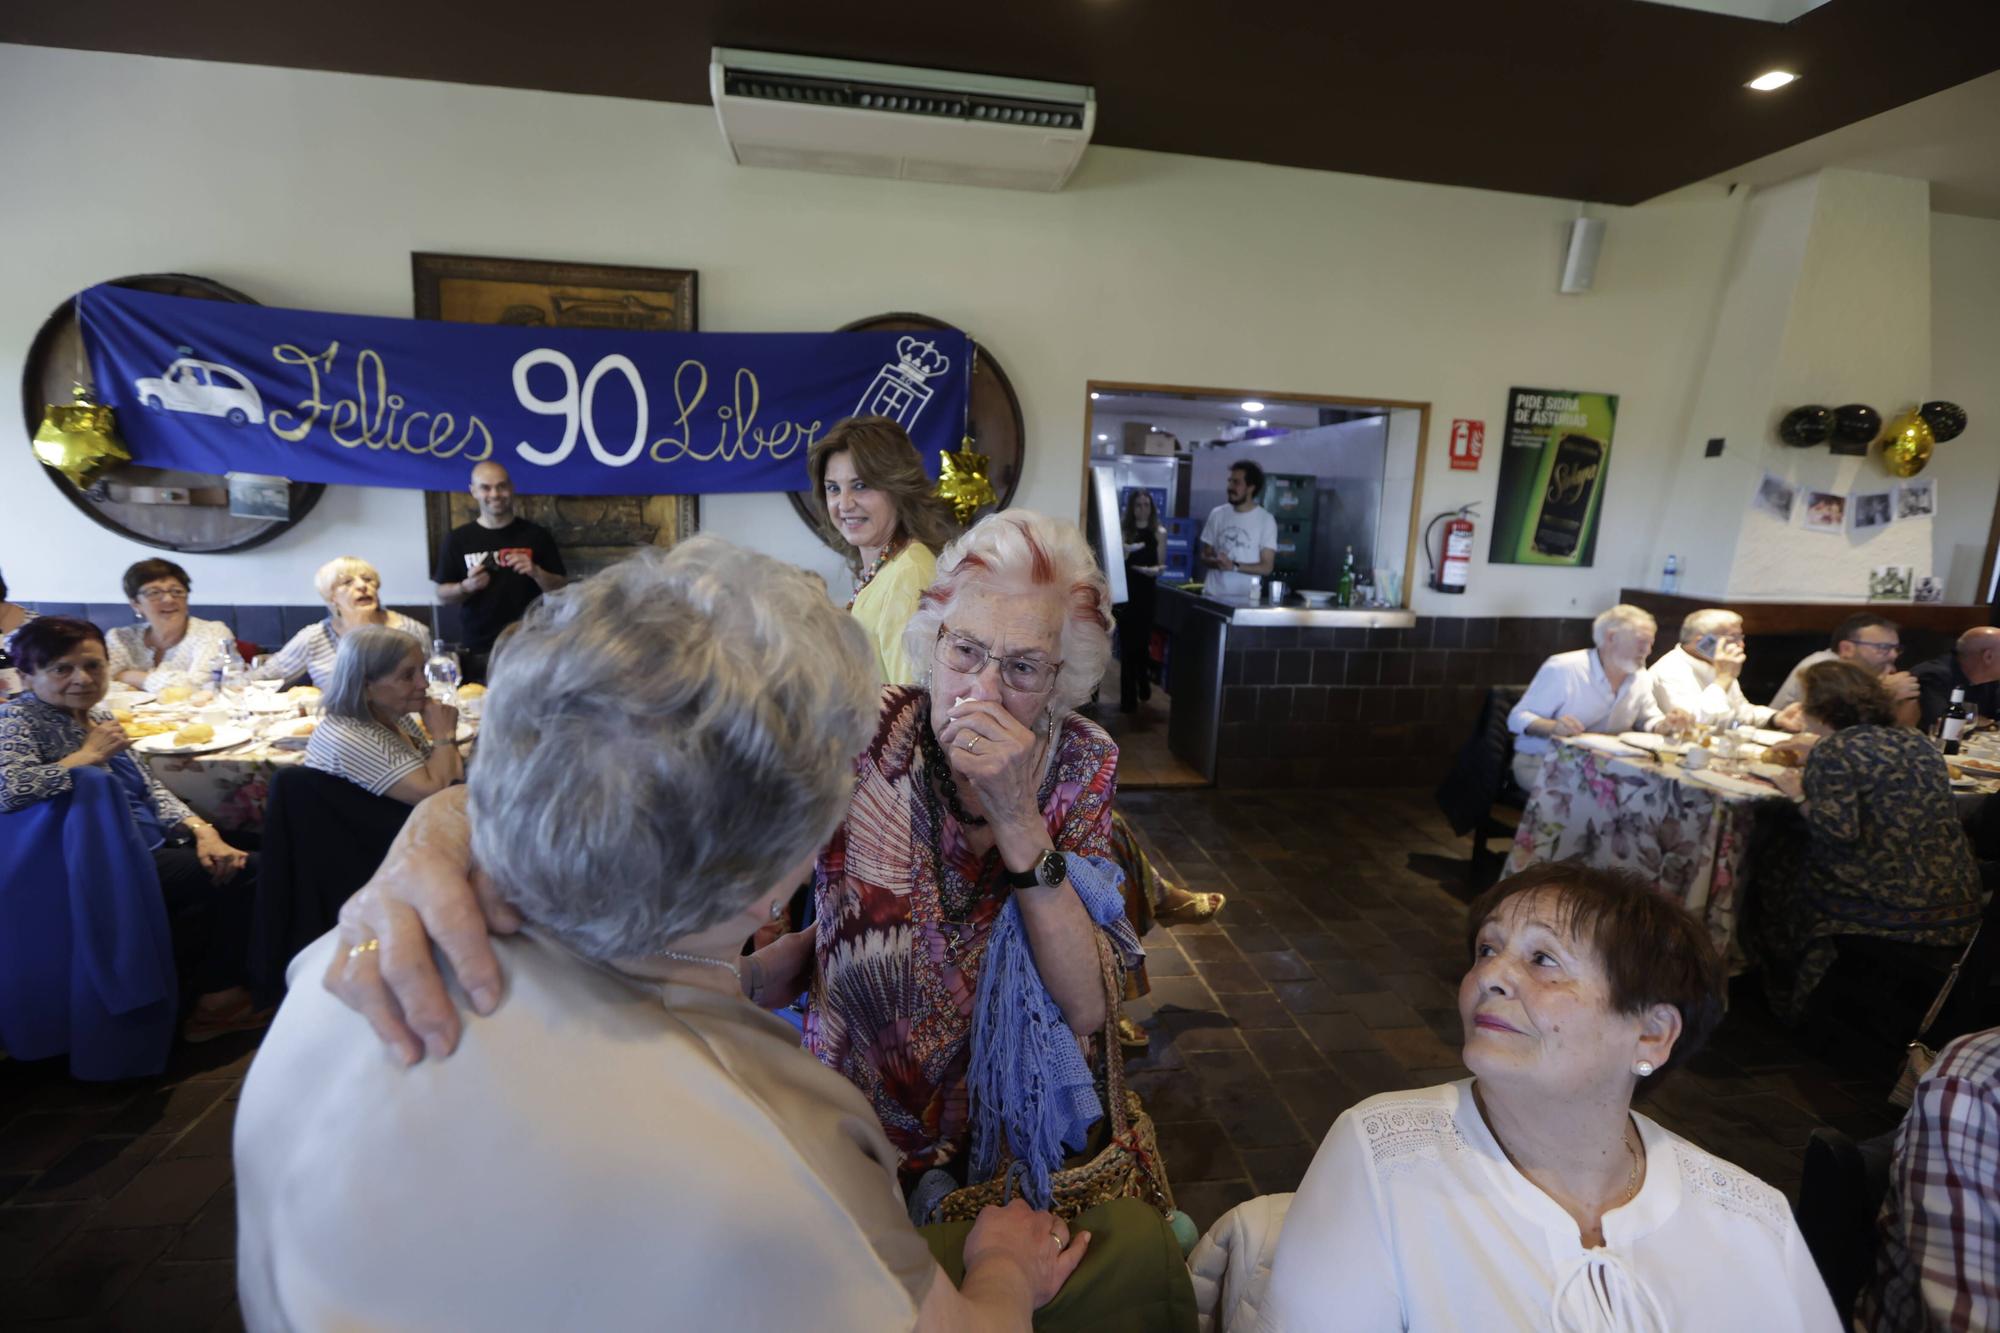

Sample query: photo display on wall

[1487,387,1619,568]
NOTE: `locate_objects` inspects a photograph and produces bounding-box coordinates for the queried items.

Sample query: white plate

[103,688,154,706]
[1739,727,1791,747]
[240,692,301,714]
[131,726,255,756]
[1296,590,1339,607]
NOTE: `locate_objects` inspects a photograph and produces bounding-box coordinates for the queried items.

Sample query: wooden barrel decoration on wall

[20,274,326,554]
[787,312,1025,552]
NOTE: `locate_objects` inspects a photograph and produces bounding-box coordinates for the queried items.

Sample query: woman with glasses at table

[105,558,239,692]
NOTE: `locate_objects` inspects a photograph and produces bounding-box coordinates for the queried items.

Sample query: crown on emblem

[895,336,952,381]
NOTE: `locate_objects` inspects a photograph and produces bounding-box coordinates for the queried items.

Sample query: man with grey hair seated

[1507,604,1689,791]
[1651,608,1804,732]
[235,538,1105,1331]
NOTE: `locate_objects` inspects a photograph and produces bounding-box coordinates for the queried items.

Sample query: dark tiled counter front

[1154,585,1593,788]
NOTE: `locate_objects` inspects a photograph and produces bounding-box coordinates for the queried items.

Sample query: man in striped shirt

[1860,1027,2000,1331]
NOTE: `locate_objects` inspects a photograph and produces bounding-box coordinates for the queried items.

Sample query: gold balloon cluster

[32,384,130,489]
[1879,408,1934,479]
[936,438,998,525]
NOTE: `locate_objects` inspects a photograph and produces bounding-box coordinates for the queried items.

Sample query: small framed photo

[1897,478,1936,520]
[1752,473,1795,523]
[1851,490,1893,533]
[1803,490,1847,533]
[226,473,291,520]
[1913,575,1945,604]
[1868,565,1916,601]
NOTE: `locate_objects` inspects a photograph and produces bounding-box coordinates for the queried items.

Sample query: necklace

[847,535,908,609]
[918,716,987,828]
[658,948,741,981]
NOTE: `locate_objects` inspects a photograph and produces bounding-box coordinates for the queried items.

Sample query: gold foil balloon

[1880,408,1935,478]
[32,384,130,489]
[936,438,998,524]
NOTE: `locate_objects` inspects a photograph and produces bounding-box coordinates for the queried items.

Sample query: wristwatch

[1005,848,1067,890]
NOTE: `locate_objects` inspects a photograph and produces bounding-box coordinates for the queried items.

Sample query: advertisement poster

[1487,387,1619,567]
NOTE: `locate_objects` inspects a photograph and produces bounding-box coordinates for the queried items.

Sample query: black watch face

[1037,850,1065,886]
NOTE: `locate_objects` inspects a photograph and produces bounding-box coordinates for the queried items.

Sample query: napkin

[1565,734,1648,758]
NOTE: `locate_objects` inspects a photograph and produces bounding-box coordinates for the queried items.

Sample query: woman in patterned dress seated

[302,625,462,805]
[253,555,430,691]
[1253,863,1840,1331]
[1757,659,1981,1023]
[105,558,239,692]
[322,512,1147,1203]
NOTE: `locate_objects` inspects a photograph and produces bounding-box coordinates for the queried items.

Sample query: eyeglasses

[1842,638,1901,656]
[934,628,1062,696]
[136,585,188,602]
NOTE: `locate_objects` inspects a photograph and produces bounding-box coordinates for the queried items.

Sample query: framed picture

[410,254,700,578]
[1868,565,1915,601]
[1851,490,1893,533]
[1803,490,1847,533]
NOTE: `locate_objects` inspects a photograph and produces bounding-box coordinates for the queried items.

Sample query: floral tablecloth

[1504,739,1785,966]
[138,739,302,833]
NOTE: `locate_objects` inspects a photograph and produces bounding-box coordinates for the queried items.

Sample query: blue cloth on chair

[0,765,178,1080]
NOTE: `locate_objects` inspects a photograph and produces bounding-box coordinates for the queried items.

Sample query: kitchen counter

[1152,584,1416,780]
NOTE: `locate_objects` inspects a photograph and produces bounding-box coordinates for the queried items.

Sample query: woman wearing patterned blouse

[1758,660,1981,1022]
[105,558,238,692]
[0,617,266,1041]
[1259,864,1838,1331]
[304,626,462,804]
[254,556,429,691]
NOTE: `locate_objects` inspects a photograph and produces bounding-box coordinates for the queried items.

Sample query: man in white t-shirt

[1199,460,1279,600]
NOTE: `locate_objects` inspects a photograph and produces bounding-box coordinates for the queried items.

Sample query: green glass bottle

[1337,546,1356,608]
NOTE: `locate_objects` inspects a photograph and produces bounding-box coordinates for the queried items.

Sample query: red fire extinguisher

[1424,503,1478,594]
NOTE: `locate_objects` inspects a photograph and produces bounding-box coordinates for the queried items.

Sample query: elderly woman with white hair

[252,555,429,691]
[1507,604,1690,791]
[302,625,462,804]
[1650,607,1804,732]
[237,537,1193,1331]
[319,513,1149,1202]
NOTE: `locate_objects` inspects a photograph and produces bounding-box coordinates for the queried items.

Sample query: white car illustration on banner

[134,358,265,426]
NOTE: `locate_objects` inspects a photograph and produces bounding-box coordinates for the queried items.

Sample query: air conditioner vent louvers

[722,74,1086,131]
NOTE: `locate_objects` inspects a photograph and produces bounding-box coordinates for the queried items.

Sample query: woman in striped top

[254,556,428,691]
[304,626,462,804]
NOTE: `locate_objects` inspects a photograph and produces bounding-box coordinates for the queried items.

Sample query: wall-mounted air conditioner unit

[710,48,1096,193]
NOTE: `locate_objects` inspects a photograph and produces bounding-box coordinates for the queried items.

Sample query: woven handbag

[936,936,1176,1222]
[1889,927,1980,1109]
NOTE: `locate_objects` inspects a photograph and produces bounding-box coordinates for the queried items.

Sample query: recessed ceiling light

[1096,433,1109,442]
[1746,70,1798,92]
[1240,400,1265,412]
[1089,391,1100,400]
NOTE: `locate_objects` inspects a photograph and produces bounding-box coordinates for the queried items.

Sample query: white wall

[1933,213,2000,602]
[3,45,1992,620]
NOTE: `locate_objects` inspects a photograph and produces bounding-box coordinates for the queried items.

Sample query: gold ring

[964,736,979,752]
[1049,1230,1065,1248]
[347,938,380,961]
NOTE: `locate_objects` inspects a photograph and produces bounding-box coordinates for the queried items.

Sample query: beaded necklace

[846,535,909,611]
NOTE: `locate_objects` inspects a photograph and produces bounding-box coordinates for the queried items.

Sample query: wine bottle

[1528,433,1606,559]
[1337,546,1356,608]
[1939,686,1971,755]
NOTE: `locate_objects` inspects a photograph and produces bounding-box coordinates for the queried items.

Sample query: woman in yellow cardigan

[808,417,958,685]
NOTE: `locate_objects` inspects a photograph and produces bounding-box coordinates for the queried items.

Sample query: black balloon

[1778,405,1833,446]
[1833,403,1882,445]
[1920,400,1967,443]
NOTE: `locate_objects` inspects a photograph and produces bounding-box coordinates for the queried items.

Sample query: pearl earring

[1633,1060,1655,1077]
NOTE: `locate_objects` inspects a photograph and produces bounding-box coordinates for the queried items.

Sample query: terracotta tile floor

[0,787,1902,1327]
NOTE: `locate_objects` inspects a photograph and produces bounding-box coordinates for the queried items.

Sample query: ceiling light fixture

[1096,433,1109,441]
[1240,400,1265,412]
[1089,391,1100,400]
[1746,70,1798,92]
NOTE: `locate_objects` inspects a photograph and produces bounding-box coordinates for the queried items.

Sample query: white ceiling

[1087,391,1371,433]
[1709,70,2000,219]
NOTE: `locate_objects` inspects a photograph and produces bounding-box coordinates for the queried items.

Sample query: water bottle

[1661,554,1680,595]
[425,639,462,702]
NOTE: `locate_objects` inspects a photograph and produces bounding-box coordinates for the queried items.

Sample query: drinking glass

[425,639,462,703]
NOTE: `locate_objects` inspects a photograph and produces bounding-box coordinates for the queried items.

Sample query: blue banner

[77,285,970,495]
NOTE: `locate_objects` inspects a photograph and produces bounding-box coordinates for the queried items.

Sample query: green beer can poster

[1487,386,1619,567]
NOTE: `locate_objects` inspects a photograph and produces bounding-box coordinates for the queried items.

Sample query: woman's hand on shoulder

[322,786,522,1065]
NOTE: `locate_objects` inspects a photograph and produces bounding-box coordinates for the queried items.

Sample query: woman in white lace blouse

[1255,863,1839,1332]
[105,559,238,692]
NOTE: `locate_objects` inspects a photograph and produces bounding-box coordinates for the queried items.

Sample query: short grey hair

[314,555,379,606]
[321,625,424,724]
[1592,604,1656,649]
[901,510,1114,713]
[1679,608,1742,646]
[470,538,878,960]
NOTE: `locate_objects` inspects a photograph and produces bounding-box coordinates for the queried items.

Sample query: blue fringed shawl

[966,852,1142,1208]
